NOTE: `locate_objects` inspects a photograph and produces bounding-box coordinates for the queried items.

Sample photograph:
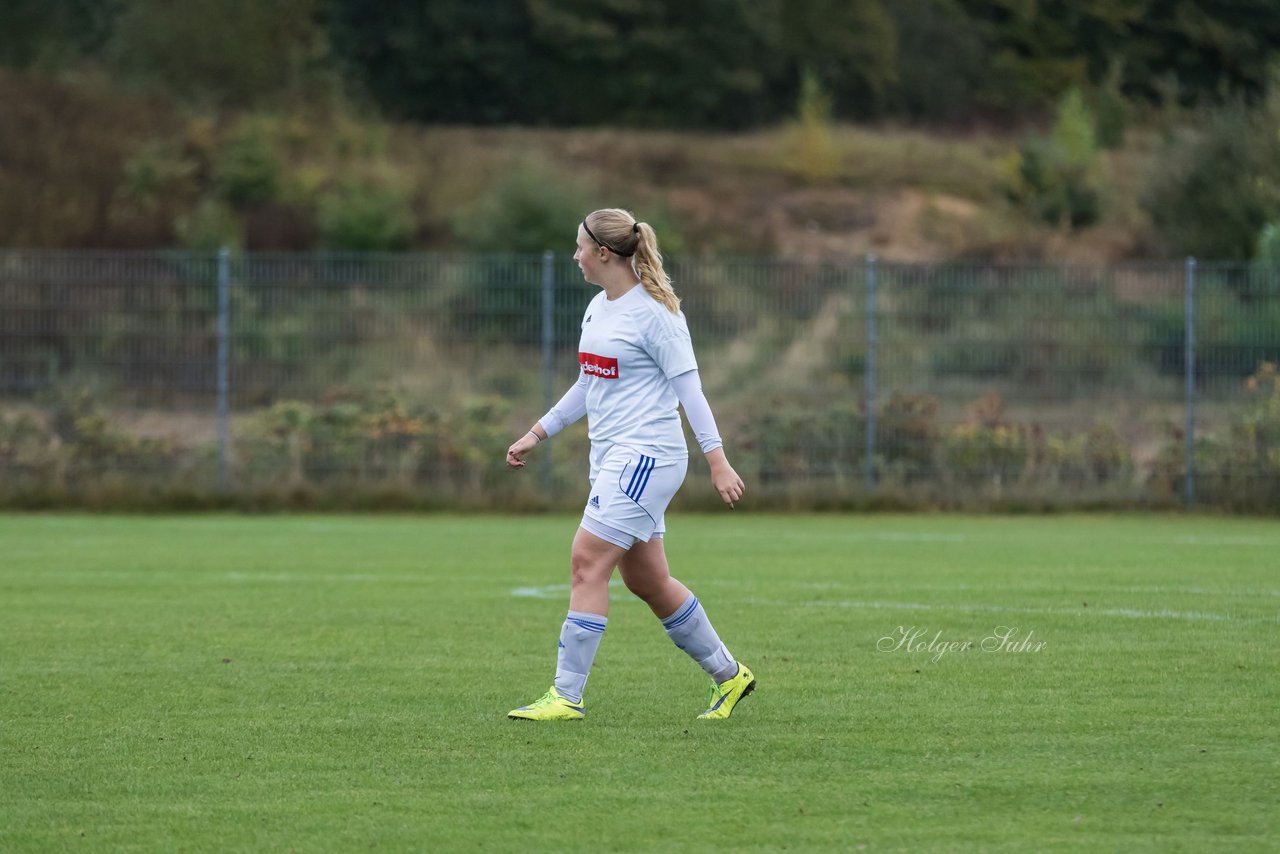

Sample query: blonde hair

[584,208,680,314]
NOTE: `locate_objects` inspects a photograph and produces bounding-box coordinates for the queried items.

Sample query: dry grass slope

[0,69,1163,260]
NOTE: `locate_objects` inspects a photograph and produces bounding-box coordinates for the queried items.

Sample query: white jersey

[577,284,697,469]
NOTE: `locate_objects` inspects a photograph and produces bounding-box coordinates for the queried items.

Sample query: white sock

[554,610,607,703]
[661,594,738,683]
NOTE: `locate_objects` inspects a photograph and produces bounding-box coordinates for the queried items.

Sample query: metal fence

[2,249,1278,510]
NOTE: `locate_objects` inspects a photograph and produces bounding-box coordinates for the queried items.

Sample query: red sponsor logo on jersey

[579,352,620,379]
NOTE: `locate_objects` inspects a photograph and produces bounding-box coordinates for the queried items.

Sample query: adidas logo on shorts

[589,495,601,509]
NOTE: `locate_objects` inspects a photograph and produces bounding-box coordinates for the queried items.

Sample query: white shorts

[580,451,688,548]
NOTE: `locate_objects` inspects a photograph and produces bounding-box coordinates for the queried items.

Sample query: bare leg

[617,536,690,618]
[568,526,628,615]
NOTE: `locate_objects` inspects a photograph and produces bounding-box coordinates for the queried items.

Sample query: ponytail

[632,222,680,314]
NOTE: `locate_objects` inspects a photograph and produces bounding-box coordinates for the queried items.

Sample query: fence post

[1183,257,1196,507]
[216,247,231,492]
[865,254,878,492]
[541,250,555,494]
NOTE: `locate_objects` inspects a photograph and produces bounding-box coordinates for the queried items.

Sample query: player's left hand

[711,463,745,509]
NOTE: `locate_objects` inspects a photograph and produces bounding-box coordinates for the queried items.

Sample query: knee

[622,572,658,602]
[570,548,610,588]
[622,565,670,603]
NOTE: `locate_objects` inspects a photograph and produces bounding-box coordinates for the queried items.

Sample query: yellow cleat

[697,663,756,720]
[508,687,586,721]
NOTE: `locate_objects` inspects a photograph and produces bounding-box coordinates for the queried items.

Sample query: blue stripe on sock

[668,602,700,629]
[665,609,699,631]
[567,618,606,633]
[667,596,698,626]
[662,596,699,629]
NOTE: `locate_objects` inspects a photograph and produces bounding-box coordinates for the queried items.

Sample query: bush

[0,411,60,489]
[176,196,242,250]
[442,160,595,345]
[1044,422,1130,486]
[243,395,433,488]
[317,181,414,251]
[34,384,181,488]
[235,388,517,500]
[450,157,593,253]
[1093,61,1128,150]
[1003,88,1104,228]
[781,71,841,182]
[940,393,1131,492]
[1150,364,1280,509]
[1144,83,1280,260]
[943,393,1033,486]
[1240,361,1280,460]
[754,399,865,487]
[1257,222,1280,266]
[123,138,200,213]
[875,392,938,481]
[216,121,282,209]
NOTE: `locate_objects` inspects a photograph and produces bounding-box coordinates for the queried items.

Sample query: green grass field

[2,513,1277,852]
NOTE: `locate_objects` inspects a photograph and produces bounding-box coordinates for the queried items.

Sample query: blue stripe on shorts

[626,456,654,501]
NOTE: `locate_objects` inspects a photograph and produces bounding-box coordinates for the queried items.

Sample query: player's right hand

[505,432,539,469]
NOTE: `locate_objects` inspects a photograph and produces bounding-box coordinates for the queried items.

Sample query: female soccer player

[504,208,755,721]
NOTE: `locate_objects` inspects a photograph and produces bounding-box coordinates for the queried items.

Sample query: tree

[769,0,898,118]
[887,0,985,120]
[956,0,1138,112]
[327,0,536,124]
[109,0,325,106]
[1123,0,1280,106]
[956,0,1280,113]
[0,0,116,70]
[525,0,779,128]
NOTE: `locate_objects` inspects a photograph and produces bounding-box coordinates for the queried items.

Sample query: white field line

[510,584,1271,622]
[1161,536,1280,546]
[21,571,1275,601]
[701,531,1280,547]
[704,580,1280,598]
[512,579,628,598]
[3,569,536,585]
[1110,585,1280,597]
[733,596,1247,622]
[224,571,384,583]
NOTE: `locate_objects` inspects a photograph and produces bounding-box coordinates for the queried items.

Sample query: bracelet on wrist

[527,430,542,443]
